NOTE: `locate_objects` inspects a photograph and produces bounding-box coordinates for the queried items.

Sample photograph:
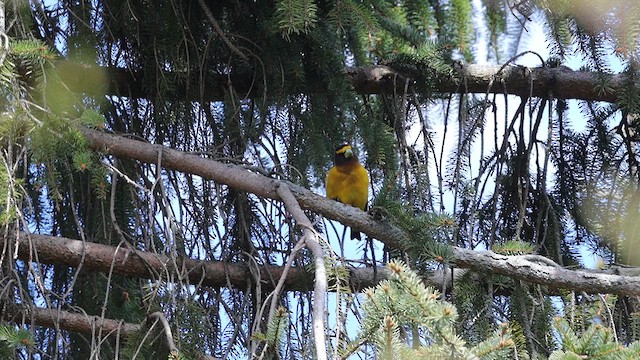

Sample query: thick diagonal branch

[80,128,640,296]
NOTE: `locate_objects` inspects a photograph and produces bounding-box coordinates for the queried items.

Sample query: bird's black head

[334,143,357,166]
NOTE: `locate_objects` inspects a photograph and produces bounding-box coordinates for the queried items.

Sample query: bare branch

[30,61,630,102]
[147,312,179,355]
[6,232,390,292]
[276,183,327,360]
[2,303,140,338]
[80,128,640,296]
[453,249,640,295]
[196,0,248,61]
[264,237,306,328]
[347,63,623,102]
[2,305,222,360]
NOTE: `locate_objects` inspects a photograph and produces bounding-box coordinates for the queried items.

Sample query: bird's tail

[350,227,361,240]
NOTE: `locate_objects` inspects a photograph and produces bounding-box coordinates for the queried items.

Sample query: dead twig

[275,183,328,360]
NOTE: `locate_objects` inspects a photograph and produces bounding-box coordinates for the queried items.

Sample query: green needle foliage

[372,185,457,265]
[550,317,640,359]
[492,239,536,255]
[345,260,519,359]
[0,326,34,358]
[275,0,318,40]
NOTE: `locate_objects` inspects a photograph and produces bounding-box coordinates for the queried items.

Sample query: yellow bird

[326,143,369,239]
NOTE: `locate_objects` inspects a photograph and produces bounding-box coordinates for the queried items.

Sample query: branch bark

[2,305,221,360]
[275,184,327,360]
[79,128,640,296]
[43,61,630,102]
[10,229,636,297]
[346,64,624,102]
[2,303,140,338]
[7,232,388,292]
[147,312,179,355]
[452,250,640,295]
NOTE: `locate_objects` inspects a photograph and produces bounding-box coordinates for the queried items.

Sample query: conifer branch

[197,0,248,61]
[79,127,640,296]
[28,61,631,102]
[13,228,637,297]
[2,305,222,360]
[7,232,392,292]
[2,304,140,339]
[346,63,622,102]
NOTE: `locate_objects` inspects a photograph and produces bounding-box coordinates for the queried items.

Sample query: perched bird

[326,143,369,239]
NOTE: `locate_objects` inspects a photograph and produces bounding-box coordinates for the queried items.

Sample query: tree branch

[7,232,388,293]
[80,128,640,296]
[276,183,327,360]
[2,303,140,338]
[452,250,640,295]
[14,228,637,298]
[346,64,624,102]
[2,305,221,360]
[147,312,179,356]
[39,61,630,102]
[196,0,248,61]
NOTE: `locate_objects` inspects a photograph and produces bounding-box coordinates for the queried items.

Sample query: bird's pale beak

[344,148,353,158]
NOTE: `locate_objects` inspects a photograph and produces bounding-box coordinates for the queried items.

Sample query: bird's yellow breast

[326,162,369,210]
